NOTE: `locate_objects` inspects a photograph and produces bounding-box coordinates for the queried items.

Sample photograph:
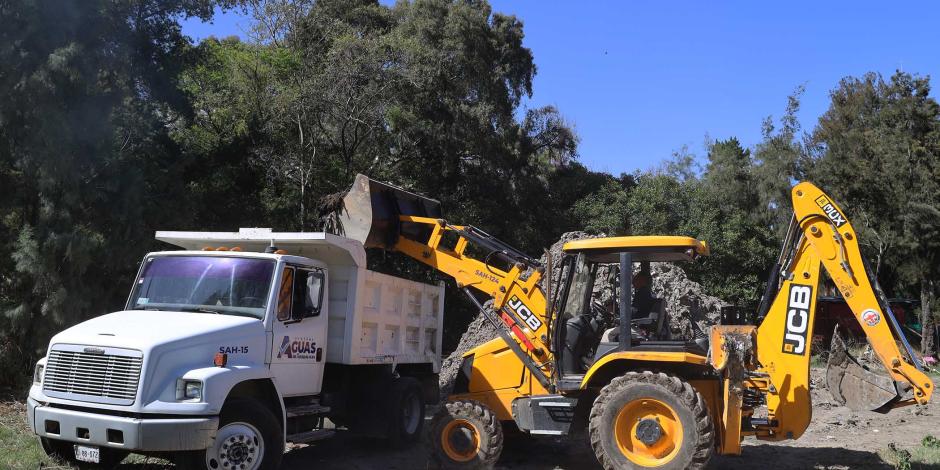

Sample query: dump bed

[155,228,444,371]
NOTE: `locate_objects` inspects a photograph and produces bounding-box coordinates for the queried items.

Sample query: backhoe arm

[744,182,933,444]
[790,182,932,406]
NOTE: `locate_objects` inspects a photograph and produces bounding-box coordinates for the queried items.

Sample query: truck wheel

[589,371,713,470]
[176,397,283,470]
[387,376,425,446]
[39,437,128,469]
[429,400,502,469]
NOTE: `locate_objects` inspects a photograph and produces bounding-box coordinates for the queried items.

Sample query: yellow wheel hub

[440,418,481,463]
[614,398,683,466]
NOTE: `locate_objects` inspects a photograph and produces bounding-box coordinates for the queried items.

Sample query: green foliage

[923,435,940,449]
[0,0,230,385]
[577,138,779,304]
[572,176,632,235]
[1,0,939,383]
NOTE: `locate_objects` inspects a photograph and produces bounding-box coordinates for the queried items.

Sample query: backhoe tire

[589,371,713,470]
[429,399,503,469]
[175,397,283,470]
[386,376,425,447]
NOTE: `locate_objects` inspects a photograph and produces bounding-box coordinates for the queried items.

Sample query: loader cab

[551,236,710,377]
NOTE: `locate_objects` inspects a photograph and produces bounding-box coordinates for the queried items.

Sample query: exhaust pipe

[336,174,442,249]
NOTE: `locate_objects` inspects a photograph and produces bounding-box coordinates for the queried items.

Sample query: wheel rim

[402,392,422,435]
[440,418,480,463]
[206,421,264,470]
[613,398,683,467]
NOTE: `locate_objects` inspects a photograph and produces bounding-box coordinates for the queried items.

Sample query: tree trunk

[921,280,936,358]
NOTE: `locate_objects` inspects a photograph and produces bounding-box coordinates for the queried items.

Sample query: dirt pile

[649,262,725,339]
[439,303,500,396]
[438,231,727,392]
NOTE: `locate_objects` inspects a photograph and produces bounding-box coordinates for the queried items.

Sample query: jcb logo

[507,296,542,330]
[782,284,813,355]
[815,196,847,227]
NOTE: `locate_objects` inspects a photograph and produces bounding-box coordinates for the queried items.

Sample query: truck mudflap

[826,327,901,411]
[337,173,442,249]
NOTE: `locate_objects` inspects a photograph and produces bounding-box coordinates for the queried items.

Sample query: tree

[177,0,580,348]
[0,0,228,383]
[752,86,807,235]
[687,138,777,304]
[808,71,940,356]
[572,176,632,235]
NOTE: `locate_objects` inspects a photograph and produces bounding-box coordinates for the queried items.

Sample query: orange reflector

[231,247,242,252]
[274,249,287,255]
[202,247,215,251]
[214,353,227,367]
[216,246,230,251]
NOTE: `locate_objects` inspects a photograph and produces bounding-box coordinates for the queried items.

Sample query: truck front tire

[176,397,283,470]
[387,376,425,446]
[39,437,128,469]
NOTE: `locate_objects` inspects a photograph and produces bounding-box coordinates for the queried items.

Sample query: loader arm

[721,182,933,448]
[338,175,555,390]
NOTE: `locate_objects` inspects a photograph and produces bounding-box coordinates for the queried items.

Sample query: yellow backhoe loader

[336,175,933,469]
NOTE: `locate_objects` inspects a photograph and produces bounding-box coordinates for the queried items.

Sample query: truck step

[287,429,335,444]
[286,404,331,418]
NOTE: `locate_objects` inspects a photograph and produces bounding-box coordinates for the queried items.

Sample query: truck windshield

[129,256,276,319]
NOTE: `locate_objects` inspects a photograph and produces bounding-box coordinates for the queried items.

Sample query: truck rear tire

[387,376,425,446]
[39,437,128,469]
[429,400,503,469]
[589,371,713,470]
[176,397,283,470]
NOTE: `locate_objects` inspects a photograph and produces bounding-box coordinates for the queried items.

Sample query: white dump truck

[27,228,444,469]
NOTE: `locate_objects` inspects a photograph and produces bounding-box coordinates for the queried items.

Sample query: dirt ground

[4,368,936,469]
[281,369,936,470]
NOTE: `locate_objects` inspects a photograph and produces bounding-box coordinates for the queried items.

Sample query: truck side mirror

[306,271,325,317]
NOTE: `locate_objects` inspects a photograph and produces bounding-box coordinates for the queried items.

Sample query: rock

[649,262,726,339]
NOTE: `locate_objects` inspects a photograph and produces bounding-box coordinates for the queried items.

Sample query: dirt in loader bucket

[825,325,902,412]
[336,174,442,249]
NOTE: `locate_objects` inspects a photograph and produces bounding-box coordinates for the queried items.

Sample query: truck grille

[42,345,143,406]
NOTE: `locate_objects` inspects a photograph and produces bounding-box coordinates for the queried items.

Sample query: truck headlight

[176,379,203,401]
[33,363,44,384]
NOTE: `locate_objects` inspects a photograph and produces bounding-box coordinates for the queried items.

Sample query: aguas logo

[278,335,322,361]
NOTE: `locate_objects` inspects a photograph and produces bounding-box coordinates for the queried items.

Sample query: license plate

[74,445,100,463]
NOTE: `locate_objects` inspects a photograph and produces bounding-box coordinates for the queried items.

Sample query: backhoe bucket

[337,174,442,249]
[826,326,900,411]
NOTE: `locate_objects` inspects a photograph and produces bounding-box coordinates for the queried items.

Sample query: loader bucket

[337,173,442,249]
[826,326,900,411]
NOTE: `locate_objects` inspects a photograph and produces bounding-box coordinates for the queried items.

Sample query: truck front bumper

[28,398,219,452]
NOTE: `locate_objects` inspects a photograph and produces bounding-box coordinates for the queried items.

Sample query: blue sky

[181,1,940,175]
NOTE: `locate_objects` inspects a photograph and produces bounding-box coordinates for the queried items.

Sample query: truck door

[270,265,328,396]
